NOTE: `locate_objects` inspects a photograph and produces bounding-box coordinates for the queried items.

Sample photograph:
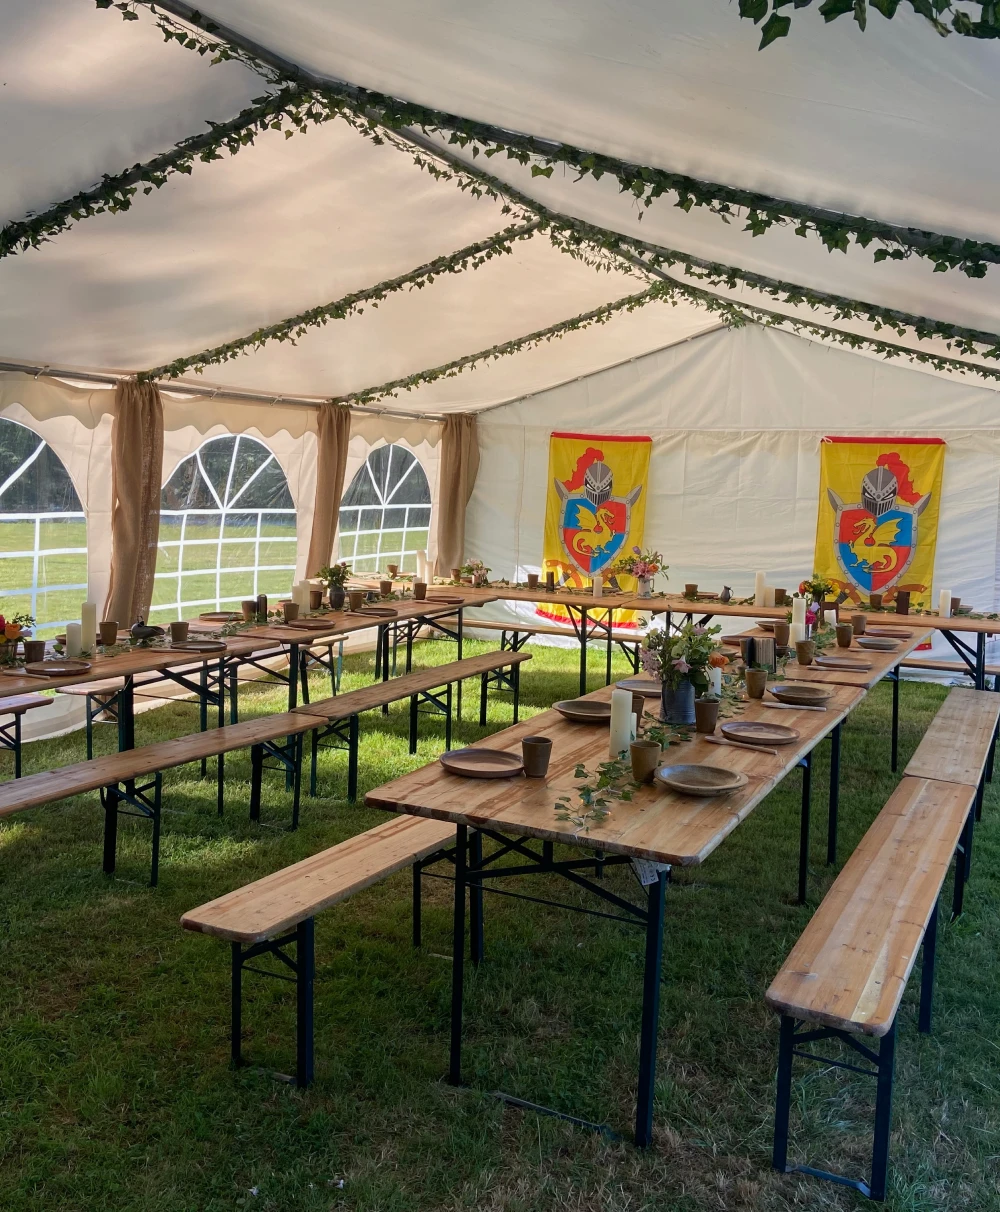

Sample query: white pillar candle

[791,597,807,626]
[80,602,97,650]
[938,588,952,618]
[710,666,722,697]
[763,586,775,608]
[592,575,602,598]
[65,622,83,657]
[415,550,428,582]
[790,622,806,645]
[630,712,638,742]
[609,688,633,759]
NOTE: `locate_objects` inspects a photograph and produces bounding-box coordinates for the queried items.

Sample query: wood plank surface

[0,711,326,818]
[904,686,1000,787]
[0,694,51,714]
[454,617,645,642]
[765,776,973,1036]
[366,682,864,866]
[734,627,926,689]
[181,814,456,942]
[621,595,788,621]
[901,658,1000,676]
[240,594,494,645]
[460,586,633,609]
[292,651,532,721]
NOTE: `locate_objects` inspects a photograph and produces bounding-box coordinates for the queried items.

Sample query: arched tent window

[338,444,431,573]
[0,417,87,637]
[152,434,296,620]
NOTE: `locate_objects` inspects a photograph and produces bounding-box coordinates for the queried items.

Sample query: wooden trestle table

[368,680,864,1146]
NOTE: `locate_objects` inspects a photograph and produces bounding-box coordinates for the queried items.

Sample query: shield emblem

[561,495,629,576]
[835,505,916,594]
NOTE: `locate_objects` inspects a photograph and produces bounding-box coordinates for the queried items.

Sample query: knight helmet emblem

[555,450,641,578]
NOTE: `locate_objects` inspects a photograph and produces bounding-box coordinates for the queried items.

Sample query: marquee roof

[3,0,1000,414]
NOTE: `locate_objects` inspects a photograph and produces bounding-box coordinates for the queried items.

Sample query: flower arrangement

[460,559,490,578]
[798,574,834,603]
[0,612,35,666]
[613,546,666,581]
[640,620,723,693]
[316,561,351,588]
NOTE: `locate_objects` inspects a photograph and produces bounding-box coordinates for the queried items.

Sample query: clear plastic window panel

[152,434,296,620]
[337,444,431,573]
[0,417,88,637]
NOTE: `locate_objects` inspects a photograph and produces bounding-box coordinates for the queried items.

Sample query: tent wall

[467,325,1000,638]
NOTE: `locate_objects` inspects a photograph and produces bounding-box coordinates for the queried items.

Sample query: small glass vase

[637,576,652,599]
[328,585,345,611]
[661,676,696,725]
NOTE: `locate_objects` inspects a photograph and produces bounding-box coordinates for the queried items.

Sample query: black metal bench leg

[85,694,94,761]
[13,712,21,778]
[634,868,667,1147]
[310,728,318,798]
[291,734,303,830]
[445,682,453,751]
[869,1021,897,1201]
[412,861,423,948]
[952,808,973,917]
[102,785,119,876]
[296,917,315,1089]
[890,668,899,773]
[149,773,162,888]
[479,672,488,726]
[217,749,225,817]
[449,824,468,1087]
[249,744,263,822]
[772,1014,796,1174]
[409,694,419,755]
[229,661,239,725]
[231,942,243,1068]
[347,714,359,801]
[975,773,985,823]
[798,751,812,904]
[513,659,520,724]
[469,830,484,966]
[199,667,209,777]
[827,723,841,866]
[918,895,939,1034]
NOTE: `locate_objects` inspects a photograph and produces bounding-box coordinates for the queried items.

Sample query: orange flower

[4,623,20,640]
[708,650,728,668]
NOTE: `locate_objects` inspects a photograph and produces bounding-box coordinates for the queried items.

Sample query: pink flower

[673,657,690,673]
[632,545,641,555]
[805,609,817,626]
[692,625,705,636]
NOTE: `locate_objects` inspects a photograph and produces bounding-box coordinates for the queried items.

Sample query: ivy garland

[740,1,1000,51]
[99,0,1000,278]
[141,221,541,380]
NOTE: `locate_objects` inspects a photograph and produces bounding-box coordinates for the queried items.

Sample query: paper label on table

[631,858,671,886]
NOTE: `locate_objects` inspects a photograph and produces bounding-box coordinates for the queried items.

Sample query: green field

[0,643,996,1210]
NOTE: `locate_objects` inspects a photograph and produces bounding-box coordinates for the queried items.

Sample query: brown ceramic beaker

[348,590,365,611]
[170,621,190,643]
[851,613,866,635]
[451,567,462,582]
[413,582,427,601]
[894,591,910,615]
[521,736,552,778]
[629,738,661,783]
[22,639,46,663]
[282,601,300,623]
[241,599,257,621]
[526,572,539,590]
[774,588,788,606]
[951,597,961,616]
[694,697,720,732]
[684,583,698,597]
[836,622,854,648]
[379,580,392,597]
[309,589,323,611]
[795,639,816,666]
[773,621,790,648]
[869,592,883,610]
[545,571,556,592]
[745,669,768,699]
[99,621,119,647]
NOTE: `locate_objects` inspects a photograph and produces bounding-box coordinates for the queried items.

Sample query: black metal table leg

[827,724,841,866]
[869,1021,897,1201]
[470,830,484,966]
[456,608,464,721]
[347,714,359,801]
[891,667,900,772]
[449,824,468,1086]
[918,895,939,1034]
[606,608,614,686]
[798,751,812,904]
[579,606,589,696]
[976,632,986,690]
[634,869,667,1147]
[296,917,315,1088]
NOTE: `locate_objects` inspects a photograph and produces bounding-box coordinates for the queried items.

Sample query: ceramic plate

[856,636,900,651]
[655,763,749,797]
[423,594,465,604]
[439,748,523,778]
[23,658,91,676]
[167,640,228,653]
[284,618,343,630]
[864,627,912,639]
[198,612,239,623]
[720,720,799,746]
[755,620,776,631]
[553,699,613,723]
[345,607,398,618]
[815,655,873,671]
[768,683,833,706]
[615,677,661,697]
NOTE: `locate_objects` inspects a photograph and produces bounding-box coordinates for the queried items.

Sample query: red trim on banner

[823,436,945,445]
[551,431,652,443]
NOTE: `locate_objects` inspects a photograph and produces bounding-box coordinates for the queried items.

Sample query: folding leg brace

[309,716,359,800]
[249,734,304,828]
[0,710,24,778]
[408,683,453,754]
[101,773,163,887]
[479,661,521,726]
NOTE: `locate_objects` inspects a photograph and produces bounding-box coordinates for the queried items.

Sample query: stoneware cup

[413,582,427,601]
[774,588,788,606]
[348,590,365,611]
[545,572,556,592]
[170,621,189,643]
[850,612,866,635]
[836,622,854,648]
[282,600,300,623]
[869,592,883,609]
[694,697,720,732]
[309,589,323,611]
[526,572,539,589]
[379,580,392,597]
[386,564,399,578]
[99,621,119,647]
[521,736,552,778]
[795,639,816,666]
[22,639,46,663]
[684,583,698,597]
[773,621,790,647]
[745,668,768,699]
[451,567,462,582]
[894,590,910,615]
[630,738,661,783]
[632,693,646,723]
[241,599,257,621]
[951,596,961,616]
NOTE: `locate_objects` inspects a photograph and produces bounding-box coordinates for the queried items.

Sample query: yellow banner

[540,432,651,624]
[814,437,945,609]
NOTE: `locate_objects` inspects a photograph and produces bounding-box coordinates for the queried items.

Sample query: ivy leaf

[530,165,554,178]
[759,13,793,45]
[818,0,856,19]
[871,0,900,14]
[739,0,769,21]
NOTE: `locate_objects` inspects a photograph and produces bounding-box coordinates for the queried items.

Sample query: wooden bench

[0,693,50,778]
[901,657,1000,688]
[58,673,169,758]
[767,776,976,1201]
[293,650,532,799]
[181,813,457,1087]
[0,711,325,886]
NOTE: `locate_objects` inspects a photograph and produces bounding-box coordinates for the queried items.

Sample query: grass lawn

[0,641,997,1211]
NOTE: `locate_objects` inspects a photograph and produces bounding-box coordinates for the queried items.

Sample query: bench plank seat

[0,693,50,715]
[901,657,1000,678]
[766,776,974,1037]
[903,686,1000,787]
[181,814,455,943]
[448,616,645,643]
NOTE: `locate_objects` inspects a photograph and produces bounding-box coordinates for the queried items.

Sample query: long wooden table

[367,680,863,1146]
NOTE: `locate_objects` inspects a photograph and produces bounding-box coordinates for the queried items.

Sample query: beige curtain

[305,402,352,575]
[434,412,481,576]
[103,379,164,624]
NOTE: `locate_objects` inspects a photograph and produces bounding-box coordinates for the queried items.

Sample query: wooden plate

[199,612,239,623]
[615,677,661,697]
[655,763,749,797]
[345,607,398,618]
[167,640,228,653]
[23,658,91,676]
[815,655,873,671]
[769,683,833,706]
[865,627,912,639]
[439,748,523,779]
[284,618,343,630]
[720,720,799,746]
[696,592,719,600]
[423,594,465,604]
[553,699,613,723]
[856,636,900,651]
[755,620,776,631]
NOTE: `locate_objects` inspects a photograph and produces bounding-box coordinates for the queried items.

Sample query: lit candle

[754,572,767,607]
[609,688,633,759]
[791,597,807,626]
[710,666,722,697]
[80,602,97,651]
[763,587,775,608]
[938,588,952,618]
[65,622,83,657]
